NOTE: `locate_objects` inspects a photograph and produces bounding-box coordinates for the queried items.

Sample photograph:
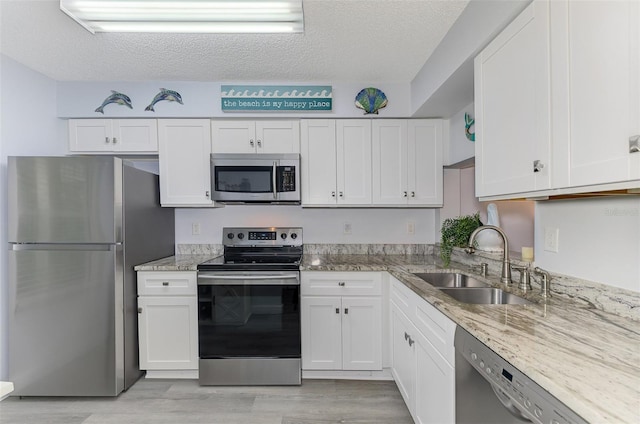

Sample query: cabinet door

[474,1,551,197]
[211,120,256,153]
[301,296,343,370]
[551,0,640,186]
[113,119,158,152]
[390,302,415,414]
[337,120,372,205]
[342,297,382,371]
[301,120,338,205]
[138,296,198,370]
[158,119,213,206]
[414,332,455,424]
[68,119,112,152]
[372,120,408,204]
[408,120,443,206]
[256,121,300,153]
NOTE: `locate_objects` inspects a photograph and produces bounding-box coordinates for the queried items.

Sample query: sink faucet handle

[533,267,552,298]
[471,262,488,277]
[512,265,533,292]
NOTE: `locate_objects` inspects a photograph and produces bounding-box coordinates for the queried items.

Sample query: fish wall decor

[95,90,133,114]
[355,87,388,115]
[145,88,183,112]
[465,113,475,142]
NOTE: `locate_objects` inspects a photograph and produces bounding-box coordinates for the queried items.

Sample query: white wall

[535,197,640,292]
[176,206,437,245]
[0,54,65,380]
[444,102,475,165]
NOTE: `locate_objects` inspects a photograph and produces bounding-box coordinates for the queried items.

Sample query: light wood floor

[0,379,413,424]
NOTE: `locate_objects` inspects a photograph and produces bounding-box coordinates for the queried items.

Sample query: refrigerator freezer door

[8,156,119,243]
[8,244,123,396]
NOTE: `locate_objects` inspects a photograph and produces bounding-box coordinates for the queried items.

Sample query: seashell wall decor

[355,87,388,115]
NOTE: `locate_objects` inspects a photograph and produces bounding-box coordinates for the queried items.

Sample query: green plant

[440,212,482,267]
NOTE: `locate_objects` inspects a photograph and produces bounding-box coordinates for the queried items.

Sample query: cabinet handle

[403,191,407,197]
[630,135,640,153]
[138,307,143,313]
[344,308,349,314]
[533,160,544,173]
[331,191,336,198]
[408,337,414,347]
[105,137,110,144]
[250,139,254,147]
[338,282,345,286]
[257,139,262,147]
[339,191,344,198]
[112,137,117,144]
[205,190,210,198]
[404,332,409,341]
[336,308,340,314]
[411,191,415,197]
[162,281,169,286]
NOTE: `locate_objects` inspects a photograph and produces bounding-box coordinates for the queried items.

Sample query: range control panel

[455,327,587,424]
[223,227,302,247]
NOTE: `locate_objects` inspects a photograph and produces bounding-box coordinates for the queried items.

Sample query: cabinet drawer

[301,272,382,296]
[137,271,197,296]
[390,275,414,314]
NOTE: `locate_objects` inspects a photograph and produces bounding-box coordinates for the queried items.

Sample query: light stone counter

[134,251,639,422]
[301,253,640,424]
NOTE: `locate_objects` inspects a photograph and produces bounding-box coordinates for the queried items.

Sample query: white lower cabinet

[301,272,382,371]
[137,271,198,374]
[389,275,456,424]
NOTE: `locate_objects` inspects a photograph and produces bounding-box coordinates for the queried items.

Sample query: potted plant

[440,212,482,267]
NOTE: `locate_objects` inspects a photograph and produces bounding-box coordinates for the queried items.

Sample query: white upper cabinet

[301,119,372,206]
[474,0,552,198]
[550,0,640,187]
[211,120,300,154]
[372,120,443,206]
[158,119,214,207]
[475,0,640,199]
[68,119,158,153]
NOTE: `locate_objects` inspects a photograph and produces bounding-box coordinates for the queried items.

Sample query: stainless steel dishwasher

[454,327,587,424]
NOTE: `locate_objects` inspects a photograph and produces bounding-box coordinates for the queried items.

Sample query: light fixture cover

[60,0,304,33]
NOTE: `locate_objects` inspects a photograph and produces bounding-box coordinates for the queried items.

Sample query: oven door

[197,271,301,359]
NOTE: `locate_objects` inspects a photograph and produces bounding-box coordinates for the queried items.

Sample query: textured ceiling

[0,0,468,83]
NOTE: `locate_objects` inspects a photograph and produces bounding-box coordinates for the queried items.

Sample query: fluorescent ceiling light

[60,0,304,33]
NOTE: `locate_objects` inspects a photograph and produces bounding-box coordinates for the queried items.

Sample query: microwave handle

[272,161,278,199]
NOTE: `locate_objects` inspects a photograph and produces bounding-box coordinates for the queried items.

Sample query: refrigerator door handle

[9,243,120,251]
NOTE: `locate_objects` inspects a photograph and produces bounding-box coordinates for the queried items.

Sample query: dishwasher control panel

[455,327,588,424]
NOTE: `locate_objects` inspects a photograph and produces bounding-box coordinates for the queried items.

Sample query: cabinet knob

[112,137,117,144]
[403,191,407,197]
[404,332,409,341]
[331,191,336,198]
[344,308,349,314]
[408,337,414,347]
[250,139,254,147]
[630,135,640,153]
[162,281,169,286]
[105,137,110,144]
[335,308,340,314]
[257,139,262,147]
[338,282,346,286]
[339,191,344,198]
[138,307,143,313]
[533,160,544,173]
[205,190,210,198]
[411,191,415,197]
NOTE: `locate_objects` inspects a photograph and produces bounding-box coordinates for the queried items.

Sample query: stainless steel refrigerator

[7,156,175,396]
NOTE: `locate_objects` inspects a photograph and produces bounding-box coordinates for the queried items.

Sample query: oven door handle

[198,274,300,285]
[272,161,278,199]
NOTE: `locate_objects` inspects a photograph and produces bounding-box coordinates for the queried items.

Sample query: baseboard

[144,370,198,379]
[302,368,393,381]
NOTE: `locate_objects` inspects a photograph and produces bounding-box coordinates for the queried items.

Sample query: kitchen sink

[413,272,489,288]
[438,287,532,305]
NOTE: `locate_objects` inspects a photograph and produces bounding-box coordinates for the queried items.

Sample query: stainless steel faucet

[465,225,512,285]
[533,267,552,298]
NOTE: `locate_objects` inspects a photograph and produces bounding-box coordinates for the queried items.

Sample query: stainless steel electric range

[197,227,302,385]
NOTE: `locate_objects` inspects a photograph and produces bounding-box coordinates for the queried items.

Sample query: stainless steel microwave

[210,153,300,204]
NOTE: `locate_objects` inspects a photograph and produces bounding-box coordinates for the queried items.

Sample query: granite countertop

[135,253,640,423]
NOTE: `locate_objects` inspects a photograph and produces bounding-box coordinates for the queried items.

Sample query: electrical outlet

[407,221,415,235]
[192,223,201,236]
[544,227,559,252]
[343,222,352,235]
